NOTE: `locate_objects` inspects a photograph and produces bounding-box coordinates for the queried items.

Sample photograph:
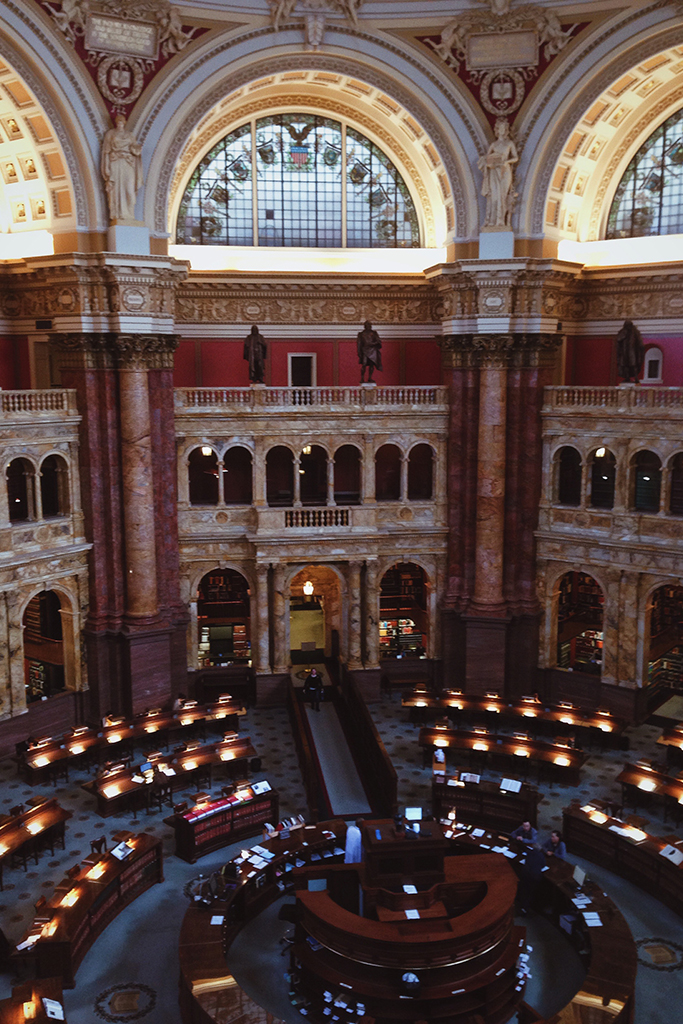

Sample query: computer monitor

[405,807,422,822]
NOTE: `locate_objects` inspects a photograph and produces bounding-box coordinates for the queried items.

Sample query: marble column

[472,356,507,615]
[253,438,267,506]
[327,455,336,506]
[5,590,26,716]
[293,455,301,507]
[116,343,158,620]
[364,559,380,669]
[347,560,363,669]
[272,563,289,673]
[188,600,199,670]
[362,436,375,503]
[254,563,271,674]
[600,566,622,687]
[400,453,409,501]
[616,570,640,687]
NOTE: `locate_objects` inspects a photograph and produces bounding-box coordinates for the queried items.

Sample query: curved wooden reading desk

[178,814,640,1024]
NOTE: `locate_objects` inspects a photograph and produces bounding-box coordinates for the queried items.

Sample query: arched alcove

[333,445,361,505]
[40,454,70,518]
[379,562,428,659]
[647,583,683,691]
[23,590,65,702]
[556,571,604,675]
[196,568,251,667]
[289,565,341,663]
[375,444,401,502]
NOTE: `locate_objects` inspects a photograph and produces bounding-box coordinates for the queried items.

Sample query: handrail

[544,385,683,411]
[0,389,78,416]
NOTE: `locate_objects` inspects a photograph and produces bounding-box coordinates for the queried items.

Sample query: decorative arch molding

[189,561,256,602]
[515,8,683,237]
[140,26,484,241]
[0,2,109,228]
[285,561,349,595]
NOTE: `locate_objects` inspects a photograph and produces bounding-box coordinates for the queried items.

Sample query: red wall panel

[173,340,196,387]
[405,340,442,385]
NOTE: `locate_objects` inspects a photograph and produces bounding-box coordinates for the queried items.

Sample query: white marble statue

[101,114,144,222]
[478,118,518,229]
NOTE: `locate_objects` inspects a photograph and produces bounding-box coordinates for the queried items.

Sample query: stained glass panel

[607,107,683,238]
[176,114,420,248]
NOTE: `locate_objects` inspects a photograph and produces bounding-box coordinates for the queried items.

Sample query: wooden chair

[90,835,107,855]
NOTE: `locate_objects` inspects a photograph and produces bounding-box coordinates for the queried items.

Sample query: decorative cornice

[54,331,178,370]
[440,331,562,368]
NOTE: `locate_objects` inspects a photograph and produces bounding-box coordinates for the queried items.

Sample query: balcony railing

[285,508,350,528]
[175,386,447,412]
[0,389,79,416]
[544,386,683,412]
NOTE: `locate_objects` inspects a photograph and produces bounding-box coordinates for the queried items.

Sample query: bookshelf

[173,785,279,863]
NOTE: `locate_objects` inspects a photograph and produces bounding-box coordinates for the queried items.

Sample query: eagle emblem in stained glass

[176,114,420,248]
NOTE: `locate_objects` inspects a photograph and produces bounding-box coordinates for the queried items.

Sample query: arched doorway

[379,562,428,659]
[23,591,65,702]
[196,568,250,667]
[648,584,683,690]
[556,571,604,674]
[289,566,341,664]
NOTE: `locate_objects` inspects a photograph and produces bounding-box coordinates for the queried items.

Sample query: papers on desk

[444,829,467,839]
[131,774,144,784]
[210,915,224,925]
[249,856,268,868]
[582,911,603,927]
[500,778,522,793]
[111,842,133,861]
[660,844,683,866]
[491,845,517,859]
[461,773,481,784]
[403,884,418,894]
[573,895,592,908]
[251,845,275,860]
[405,909,420,919]
[16,937,37,951]
[252,780,271,795]
[471,828,486,837]
[162,767,176,777]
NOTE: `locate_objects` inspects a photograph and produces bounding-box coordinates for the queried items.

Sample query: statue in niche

[101,114,143,222]
[478,118,518,229]
[244,325,267,384]
[616,320,645,383]
[357,321,382,383]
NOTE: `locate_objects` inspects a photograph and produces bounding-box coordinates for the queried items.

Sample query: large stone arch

[0,3,110,236]
[514,7,683,242]
[138,26,485,245]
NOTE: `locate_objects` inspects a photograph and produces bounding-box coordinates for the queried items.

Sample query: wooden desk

[405,692,625,745]
[563,802,683,918]
[445,824,636,1024]
[171,783,279,862]
[419,727,587,785]
[179,822,347,1024]
[0,797,71,889]
[82,736,258,817]
[19,698,247,784]
[0,977,66,1024]
[432,776,541,831]
[616,762,683,819]
[375,900,447,922]
[13,832,163,987]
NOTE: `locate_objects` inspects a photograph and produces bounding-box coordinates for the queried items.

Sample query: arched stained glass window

[607,107,683,238]
[176,114,420,248]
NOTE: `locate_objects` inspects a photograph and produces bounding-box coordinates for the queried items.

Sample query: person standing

[344,819,363,863]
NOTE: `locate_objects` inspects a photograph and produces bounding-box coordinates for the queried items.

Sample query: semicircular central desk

[178,818,637,1024]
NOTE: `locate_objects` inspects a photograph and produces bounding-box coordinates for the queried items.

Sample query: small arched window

[176,114,420,249]
[189,447,219,505]
[375,444,401,501]
[590,448,616,509]
[41,455,70,518]
[634,450,661,512]
[223,447,252,505]
[334,445,361,505]
[643,346,663,383]
[266,446,294,507]
[670,453,683,515]
[556,447,582,506]
[7,457,35,522]
[408,444,433,500]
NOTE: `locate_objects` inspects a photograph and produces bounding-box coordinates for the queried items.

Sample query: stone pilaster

[254,563,271,675]
[272,563,288,674]
[364,559,380,669]
[347,560,362,670]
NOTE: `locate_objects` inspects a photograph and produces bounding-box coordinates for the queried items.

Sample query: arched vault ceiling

[168,70,457,248]
[0,55,76,238]
[540,43,683,242]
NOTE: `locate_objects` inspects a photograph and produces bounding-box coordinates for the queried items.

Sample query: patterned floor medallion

[636,938,683,971]
[94,983,157,1021]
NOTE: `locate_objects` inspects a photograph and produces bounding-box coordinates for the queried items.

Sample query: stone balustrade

[544,385,683,413]
[175,385,448,413]
[0,389,79,417]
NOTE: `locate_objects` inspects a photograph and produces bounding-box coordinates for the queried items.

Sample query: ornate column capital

[113,333,179,371]
[54,332,115,371]
[441,331,563,369]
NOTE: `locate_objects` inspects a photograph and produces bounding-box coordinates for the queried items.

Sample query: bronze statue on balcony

[357,321,382,383]
[616,319,644,383]
[244,325,267,384]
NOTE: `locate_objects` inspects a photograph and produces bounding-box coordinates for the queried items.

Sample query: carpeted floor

[0,694,682,1023]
